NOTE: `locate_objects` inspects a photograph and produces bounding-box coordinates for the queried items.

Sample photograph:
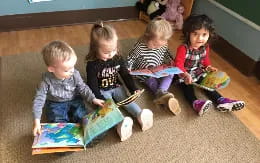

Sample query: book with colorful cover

[130,65,183,78]
[32,99,124,155]
[193,71,230,91]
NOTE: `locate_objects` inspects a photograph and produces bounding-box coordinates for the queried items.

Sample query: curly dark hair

[182,14,216,45]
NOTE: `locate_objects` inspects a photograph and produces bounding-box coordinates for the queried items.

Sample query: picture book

[32,99,124,155]
[193,71,230,91]
[130,65,183,78]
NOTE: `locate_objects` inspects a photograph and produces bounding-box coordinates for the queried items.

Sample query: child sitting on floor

[32,40,104,136]
[85,21,153,141]
[174,14,245,116]
[128,17,181,115]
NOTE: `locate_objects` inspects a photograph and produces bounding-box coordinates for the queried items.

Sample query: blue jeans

[100,86,142,117]
[45,97,88,123]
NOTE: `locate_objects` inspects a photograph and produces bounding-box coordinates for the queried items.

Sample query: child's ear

[47,66,55,72]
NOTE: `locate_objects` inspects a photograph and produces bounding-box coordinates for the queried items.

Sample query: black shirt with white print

[86,56,138,100]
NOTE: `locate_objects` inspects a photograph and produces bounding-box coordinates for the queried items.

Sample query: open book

[32,99,123,155]
[193,71,230,91]
[130,65,183,78]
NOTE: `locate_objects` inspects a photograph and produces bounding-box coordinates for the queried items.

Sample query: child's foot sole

[117,117,133,141]
[138,109,153,131]
[168,97,181,115]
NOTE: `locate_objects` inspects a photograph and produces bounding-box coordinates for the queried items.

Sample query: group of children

[32,14,245,144]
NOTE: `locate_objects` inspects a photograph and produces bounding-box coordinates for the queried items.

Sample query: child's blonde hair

[143,17,173,41]
[85,21,119,61]
[42,40,76,66]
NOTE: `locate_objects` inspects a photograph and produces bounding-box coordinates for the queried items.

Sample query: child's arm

[92,98,105,107]
[74,70,101,104]
[201,45,217,72]
[127,41,142,70]
[162,48,174,65]
[33,119,41,136]
[86,62,106,100]
[175,45,193,84]
[119,58,139,94]
[32,78,48,136]
[174,45,187,72]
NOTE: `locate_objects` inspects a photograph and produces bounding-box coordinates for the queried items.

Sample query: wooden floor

[0,20,259,139]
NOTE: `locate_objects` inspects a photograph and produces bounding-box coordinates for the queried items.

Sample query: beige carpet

[0,39,260,163]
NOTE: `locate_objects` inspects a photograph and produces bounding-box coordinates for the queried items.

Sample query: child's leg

[112,86,142,116]
[155,75,181,115]
[45,101,70,123]
[144,77,159,94]
[158,75,174,91]
[204,90,245,112]
[180,83,212,116]
[203,90,222,103]
[100,89,133,141]
[153,75,175,103]
[180,83,197,104]
[68,96,88,123]
[112,86,153,131]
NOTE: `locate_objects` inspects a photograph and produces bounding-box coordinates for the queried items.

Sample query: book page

[83,100,124,146]
[32,123,84,148]
[130,66,183,78]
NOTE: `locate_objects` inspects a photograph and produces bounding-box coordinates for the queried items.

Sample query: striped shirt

[33,69,96,119]
[127,40,173,80]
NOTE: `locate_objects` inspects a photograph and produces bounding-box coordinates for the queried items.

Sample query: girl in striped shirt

[128,17,181,115]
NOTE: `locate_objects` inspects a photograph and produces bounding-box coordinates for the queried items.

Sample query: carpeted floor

[0,39,260,163]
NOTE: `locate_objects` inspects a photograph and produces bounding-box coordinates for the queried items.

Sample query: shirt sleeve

[118,58,138,94]
[127,41,140,70]
[201,45,211,67]
[74,70,96,103]
[86,62,106,100]
[163,48,173,64]
[174,45,187,72]
[32,75,48,120]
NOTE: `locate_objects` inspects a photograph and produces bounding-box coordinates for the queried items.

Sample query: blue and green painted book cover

[32,99,124,155]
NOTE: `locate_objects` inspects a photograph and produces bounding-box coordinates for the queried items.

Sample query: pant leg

[45,100,70,123]
[111,86,142,117]
[179,83,197,105]
[158,75,174,91]
[144,77,159,94]
[68,97,88,123]
[203,90,222,103]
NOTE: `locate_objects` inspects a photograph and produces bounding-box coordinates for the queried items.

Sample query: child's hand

[93,98,105,107]
[33,119,41,136]
[180,72,192,85]
[206,65,218,72]
[134,90,141,94]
